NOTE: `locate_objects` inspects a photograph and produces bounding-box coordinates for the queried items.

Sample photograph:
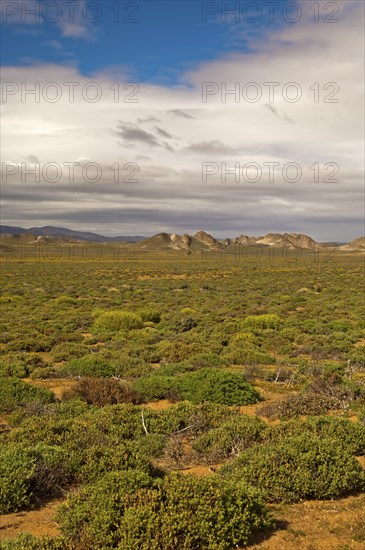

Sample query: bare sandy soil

[0,499,63,540]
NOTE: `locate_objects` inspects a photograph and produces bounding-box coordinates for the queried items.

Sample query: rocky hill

[339,237,365,251]
[137,231,323,251]
[255,232,322,249]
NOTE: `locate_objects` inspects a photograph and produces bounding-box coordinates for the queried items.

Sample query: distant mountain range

[0,226,145,243]
[0,226,363,251]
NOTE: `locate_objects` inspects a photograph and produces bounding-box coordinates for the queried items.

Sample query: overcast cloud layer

[1,1,364,241]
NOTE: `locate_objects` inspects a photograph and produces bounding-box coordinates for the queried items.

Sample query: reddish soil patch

[0,415,12,433]
[144,399,174,411]
[354,338,365,348]
[179,465,216,476]
[0,499,63,541]
[240,385,296,419]
[150,363,161,369]
[36,351,53,363]
[24,378,76,399]
[249,494,365,549]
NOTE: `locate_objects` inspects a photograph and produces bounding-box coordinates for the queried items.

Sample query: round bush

[0,534,64,549]
[193,415,267,461]
[174,369,261,406]
[58,472,272,550]
[0,378,55,413]
[138,308,161,323]
[0,447,35,513]
[220,434,365,503]
[63,355,115,377]
[93,311,143,333]
[242,314,282,330]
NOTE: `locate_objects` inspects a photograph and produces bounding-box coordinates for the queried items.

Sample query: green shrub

[57,470,156,547]
[77,442,153,483]
[223,346,274,366]
[50,342,90,362]
[6,336,54,353]
[242,314,282,331]
[0,353,46,378]
[180,307,196,315]
[0,534,64,550]
[156,362,197,376]
[145,401,236,437]
[173,369,261,405]
[349,346,365,367]
[106,353,153,378]
[0,378,55,413]
[58,472,272,550]
[62,355,115,377]
[30,367,61,379]
[138,308,161,323]
[0,447,35,513]
[132,375,175,401]
[265,416,365,456]
[27,444,75,499]
[93,311,143,333]
[174,317,198,332]
[0,361,28,378]
[193,415,267,461]
[133,369,260,406]
[231,332,258,345]
[117,475,272,550]
[220,435,365,503]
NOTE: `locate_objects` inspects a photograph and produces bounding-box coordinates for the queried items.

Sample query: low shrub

[145,401,236,437]
[220,435,365,503]
[242,314,282,331]
[223,346,274,366]
[174,317,198,332]
[138,308,161,323]
[0,534,64,550]
[193,415,267,461]
[77,442,153,483]
[28,445,75,499]
[93,310,143,333]
[348,346,365,367]
[30,367,61,380]
[132,375,175,401]
[173,369,261,406]
[133,369,261,406]
[66,377,143,406]
[0,447,35,513]
[264,416,365,456]
[0,378,55,413]
[62,355,115,377]
[50,342,90,362]
[257,390,349,420]
[0,353,47,378]
[58,471,272,550]
[6,336,54,353]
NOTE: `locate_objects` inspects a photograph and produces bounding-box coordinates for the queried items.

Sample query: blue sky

[1,1,364,240]
[2,1,292,82]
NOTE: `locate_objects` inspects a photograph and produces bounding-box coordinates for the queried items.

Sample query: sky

[1,0,364,241]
